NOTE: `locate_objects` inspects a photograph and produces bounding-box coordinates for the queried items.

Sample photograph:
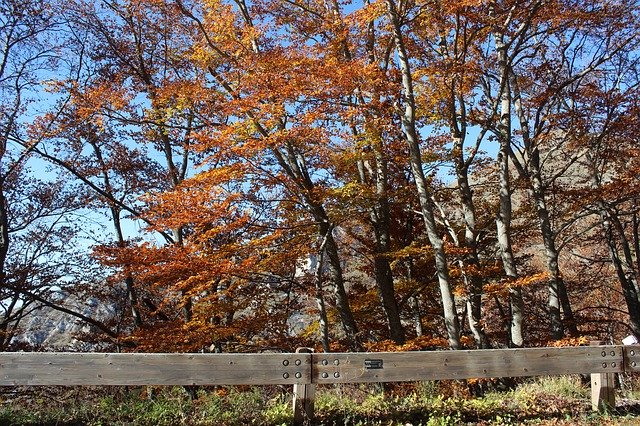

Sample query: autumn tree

[8,0,640,353]
[0,0,61,346]
[0,0,124,348]
[165,0,371,349]
[379,0,461,349]
[487,0,638,340]
[0,0,55,313]
[573,51,640,337]
[42,0,208,334]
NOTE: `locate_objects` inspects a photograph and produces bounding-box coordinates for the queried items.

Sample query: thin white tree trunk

[493,27,524,347]
[385,0,460,349]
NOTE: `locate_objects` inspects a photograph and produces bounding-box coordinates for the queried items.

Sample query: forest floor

[2,375,640,425]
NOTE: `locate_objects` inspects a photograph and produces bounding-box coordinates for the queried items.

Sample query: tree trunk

[601,211,640,337]
[271,141,361,350]
[315,229,332,353]
[0,184,9,287]
[88,133,144,329]
[509,71,578,339]
[386,0,460,349]
[496,141,524,347]
[589,161,640,337]
[455,156,490,348]
[318,220,361,350]
[111,206,143,328]
[358,148,405,344]
[530,170,572,339]
[371,152,405,344]
[350,0,405,345]
[407,236,423,337]
[373,250,405,344]
[493,34,524,347]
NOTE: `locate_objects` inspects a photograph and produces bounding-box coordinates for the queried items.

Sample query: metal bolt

[283,360,289,366]
[602,363,607,368]
[632,350,636,356]
[322,372,329,378]
[334,359,340,366]
[283,373,289,379]
[611,351,616,357]
[295,359,301,366]
[632,361,637,367]
[612,362,617,368]
[322,359,328,366]
[295,372,302,379]
[334,372,340,378]
[602,351,607,357]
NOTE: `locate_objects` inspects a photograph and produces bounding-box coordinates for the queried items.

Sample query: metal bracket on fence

[596,345,623,370]
[623,345,640,371]
[281,354,312,383]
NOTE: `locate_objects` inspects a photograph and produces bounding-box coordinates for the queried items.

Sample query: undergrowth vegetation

[1,376,639,425]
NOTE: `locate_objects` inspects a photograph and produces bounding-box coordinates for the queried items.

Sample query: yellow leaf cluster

[364,336,449,352]
[547,336,589,347]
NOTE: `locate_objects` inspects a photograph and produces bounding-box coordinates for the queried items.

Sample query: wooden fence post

[293,347,315,426]
[590,341,615,411]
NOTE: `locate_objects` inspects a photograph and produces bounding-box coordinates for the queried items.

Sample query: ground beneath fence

[2,378,640,425]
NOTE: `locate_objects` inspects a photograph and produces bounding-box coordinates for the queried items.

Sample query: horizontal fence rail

[312,346,625,383]
[1,345,638,424]
[0,352,312,386]
[0,346,633,385]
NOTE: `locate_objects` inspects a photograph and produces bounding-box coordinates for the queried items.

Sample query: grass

[1,376,639,425]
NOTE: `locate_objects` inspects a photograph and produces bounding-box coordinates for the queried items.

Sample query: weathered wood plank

[0,346,630,387]
[591,340,616,411]
[591,369,615,410]
[293,348,315,426]
[0,353,312,386]
[313,346,624,384]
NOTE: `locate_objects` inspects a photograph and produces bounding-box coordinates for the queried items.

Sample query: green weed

[0,376,637,425]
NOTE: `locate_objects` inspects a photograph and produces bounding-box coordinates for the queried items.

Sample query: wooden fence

[1,345,638,424]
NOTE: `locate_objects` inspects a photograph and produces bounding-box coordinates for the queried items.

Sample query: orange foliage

[364,336,450,352]
[35,0,637,353]
[546,336,589,348]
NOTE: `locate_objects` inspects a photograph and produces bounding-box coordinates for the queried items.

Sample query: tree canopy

[2,0,640,353]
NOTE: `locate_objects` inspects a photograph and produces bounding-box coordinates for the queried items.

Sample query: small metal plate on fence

[364,359,383,369]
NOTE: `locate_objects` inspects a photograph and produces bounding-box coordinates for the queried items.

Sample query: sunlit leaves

[7,0,640,352]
